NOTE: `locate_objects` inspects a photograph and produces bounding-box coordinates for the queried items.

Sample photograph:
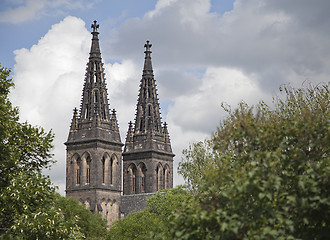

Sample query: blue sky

[0,0,233,69]
[1,0,329,195]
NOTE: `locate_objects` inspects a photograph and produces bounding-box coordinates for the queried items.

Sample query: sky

[1,0,330,195]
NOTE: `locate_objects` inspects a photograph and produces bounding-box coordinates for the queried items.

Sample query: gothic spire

[124,41,173,155]
[134,41,162,135]
[66,20,122,144]
[79,20,111,123]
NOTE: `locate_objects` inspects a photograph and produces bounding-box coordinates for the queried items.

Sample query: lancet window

[76,158,81,185]
[156,163,163,191]
[86,156,91,184]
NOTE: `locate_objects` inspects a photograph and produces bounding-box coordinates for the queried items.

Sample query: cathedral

[65,21,174,226]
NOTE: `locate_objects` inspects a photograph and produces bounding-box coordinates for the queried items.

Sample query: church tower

[122,41,174,195]
[65,21,123,226]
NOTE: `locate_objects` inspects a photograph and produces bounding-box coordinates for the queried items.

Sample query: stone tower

[122,41,174,196]
[65,21,123,226]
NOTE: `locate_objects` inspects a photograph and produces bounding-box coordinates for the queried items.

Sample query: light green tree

[106,209,161,240]
[172,84,329,239]
[55,195,107,239]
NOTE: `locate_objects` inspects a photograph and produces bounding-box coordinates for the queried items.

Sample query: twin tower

[65,21,174,226]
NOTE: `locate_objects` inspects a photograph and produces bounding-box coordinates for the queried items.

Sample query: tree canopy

[106,84,329,240]
[0,64,107,239]
[173,84,329,239]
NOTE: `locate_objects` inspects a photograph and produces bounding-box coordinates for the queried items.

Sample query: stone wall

[120,192,155,217]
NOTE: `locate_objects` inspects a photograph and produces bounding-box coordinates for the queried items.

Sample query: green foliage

[0,64,107,239]
[148,187,191,239]
[148,186,190,221]
[174,84,329,239]
[106,209,160,240]
[56,196,107,239]
[0,64,54,190]
[179,140,218,191]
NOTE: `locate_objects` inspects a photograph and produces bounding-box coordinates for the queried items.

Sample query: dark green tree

[0,64,107,239]
[172,84,329,239]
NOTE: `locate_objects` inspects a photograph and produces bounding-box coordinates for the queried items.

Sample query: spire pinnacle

[144,40,152,56]
[91,20,99,33]
[89,20,101,60]
[143,40,153,74]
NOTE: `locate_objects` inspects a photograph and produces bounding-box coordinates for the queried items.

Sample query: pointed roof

[79,20,110,122]
[123,41,173,155]
[134,40,162,134]
[66,21,122,145]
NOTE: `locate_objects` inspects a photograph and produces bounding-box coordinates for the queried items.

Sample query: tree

[0,63,78,238]
[172,84,329,239]
[55,195,107,239]
[148,187,191,239]
[0,65,54,190]
[0,64,107,239]
[106,209,161,240]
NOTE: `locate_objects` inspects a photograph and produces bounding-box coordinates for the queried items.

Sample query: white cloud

[104,60,141,140]
[106,0,330,87]
[10,16,90,194]
[166,66,270,186]
[168,67,269,133]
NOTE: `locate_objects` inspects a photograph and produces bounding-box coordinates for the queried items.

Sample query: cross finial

[144,40,152,52]
[91,20,99,33]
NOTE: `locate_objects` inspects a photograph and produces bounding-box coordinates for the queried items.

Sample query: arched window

[128,164,137,194]
[110,157,113,185]
[102,153,113,185]
[164,165,170,189]
[137,163,147,193]
[102,156,105,184]
[132,171,136,193]
[86,156,91,184]
[156,164,163,191]
[76,158,81,185]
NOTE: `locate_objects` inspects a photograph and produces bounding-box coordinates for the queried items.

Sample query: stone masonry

[65,21,174,226]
